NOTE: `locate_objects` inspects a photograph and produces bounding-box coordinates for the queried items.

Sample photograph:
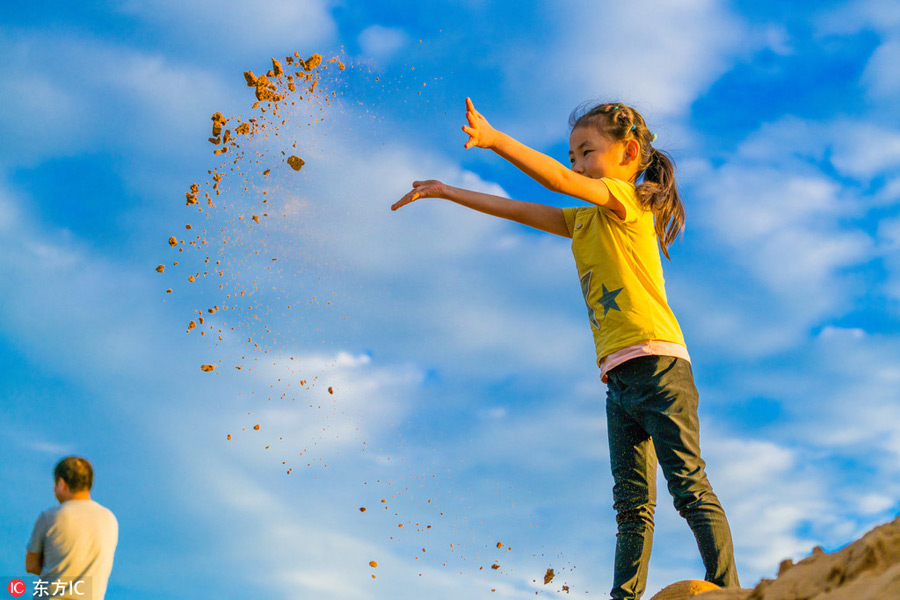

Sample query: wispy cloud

[357,25,409,65]
[114,0,338,57]
[0,32,237,168]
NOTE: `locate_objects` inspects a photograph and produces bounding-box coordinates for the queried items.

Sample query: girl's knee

[614,497,656,527]
[670,483,722,515]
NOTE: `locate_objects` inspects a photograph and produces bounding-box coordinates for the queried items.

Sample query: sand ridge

[697,516,900,600]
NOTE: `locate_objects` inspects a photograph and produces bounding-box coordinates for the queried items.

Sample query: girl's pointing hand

[462,97,497,150]
[391,180,450,211]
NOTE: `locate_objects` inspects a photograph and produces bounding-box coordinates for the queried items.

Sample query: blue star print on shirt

[598,283,623,316]
[580,271,624,329]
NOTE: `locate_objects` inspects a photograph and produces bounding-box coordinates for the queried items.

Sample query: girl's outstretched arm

[462,98,620,214]
[392,179,570,238]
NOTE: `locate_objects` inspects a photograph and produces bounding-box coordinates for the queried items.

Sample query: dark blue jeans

[605,355,739,599]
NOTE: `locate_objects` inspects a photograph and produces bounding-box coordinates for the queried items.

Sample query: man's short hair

[54,456,93,492]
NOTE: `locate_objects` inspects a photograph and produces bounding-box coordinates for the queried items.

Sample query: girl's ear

[621,139,641,166]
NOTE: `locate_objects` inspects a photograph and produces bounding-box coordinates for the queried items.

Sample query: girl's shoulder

[599,178,645,225]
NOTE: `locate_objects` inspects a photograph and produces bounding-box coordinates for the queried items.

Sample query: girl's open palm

[391,180,449,211]
[462,97,496,149]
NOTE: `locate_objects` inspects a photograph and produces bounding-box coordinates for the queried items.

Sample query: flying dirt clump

[287,155,305,171]
[200,364,216,372]
[254,74,279,102]
[211,112,226,137]
[544,568,555,584]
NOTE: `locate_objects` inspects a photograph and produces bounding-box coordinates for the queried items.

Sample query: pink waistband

[599,341,691,383]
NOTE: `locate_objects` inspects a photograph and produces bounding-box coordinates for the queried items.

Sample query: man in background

[26,456,118,599]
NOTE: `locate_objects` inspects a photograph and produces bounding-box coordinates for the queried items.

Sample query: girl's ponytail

[636,148,683,260]
[570,102,686,259]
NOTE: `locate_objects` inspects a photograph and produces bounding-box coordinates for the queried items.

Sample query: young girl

[392,99,739,600]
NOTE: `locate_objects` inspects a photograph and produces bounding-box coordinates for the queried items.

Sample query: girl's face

[568,125,625,180]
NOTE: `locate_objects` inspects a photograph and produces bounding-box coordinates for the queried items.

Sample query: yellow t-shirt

[562,177,686,364]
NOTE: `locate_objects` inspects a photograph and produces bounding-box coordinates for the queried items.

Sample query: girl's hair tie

[631,124,636,131]
[650,133,657,143]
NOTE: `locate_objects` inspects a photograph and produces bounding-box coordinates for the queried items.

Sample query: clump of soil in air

[327,386,334,394]
[359,507,367,512]
[287,155,305,171]
[211,112,226,137]
[368,561,378,568]
[156,265,165,273]
[253,424,260,430]
[544,568,555,585]
[200,364,216,372]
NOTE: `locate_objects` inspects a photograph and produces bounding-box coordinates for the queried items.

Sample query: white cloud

[815,1,900,105]
[25,440,77,456]
[816,0,900,35]
[496,0,751,143]
[0,32,236,167]
[828,122,900,181]
[693,163,873,326]
[875,177,900,205]
[0,181,22,233]
[237,350,424,457]
[0,199,161,380]
[736,116,900,183]
[673,111,900,357]
[357,25,409,64]
[862,36,900,100]
[114,0,337,55]
[878,216,900,301]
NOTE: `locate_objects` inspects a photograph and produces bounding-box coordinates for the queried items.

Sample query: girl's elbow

[548,168,587,195]
[543,175,569,195]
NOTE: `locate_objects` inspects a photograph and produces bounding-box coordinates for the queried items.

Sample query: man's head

[53,456,93,502]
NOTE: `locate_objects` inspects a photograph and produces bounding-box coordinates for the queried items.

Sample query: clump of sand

[697,516,900,600]
[287,155,305,171]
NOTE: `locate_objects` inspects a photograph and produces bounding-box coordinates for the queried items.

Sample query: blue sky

[2,1,899,598]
